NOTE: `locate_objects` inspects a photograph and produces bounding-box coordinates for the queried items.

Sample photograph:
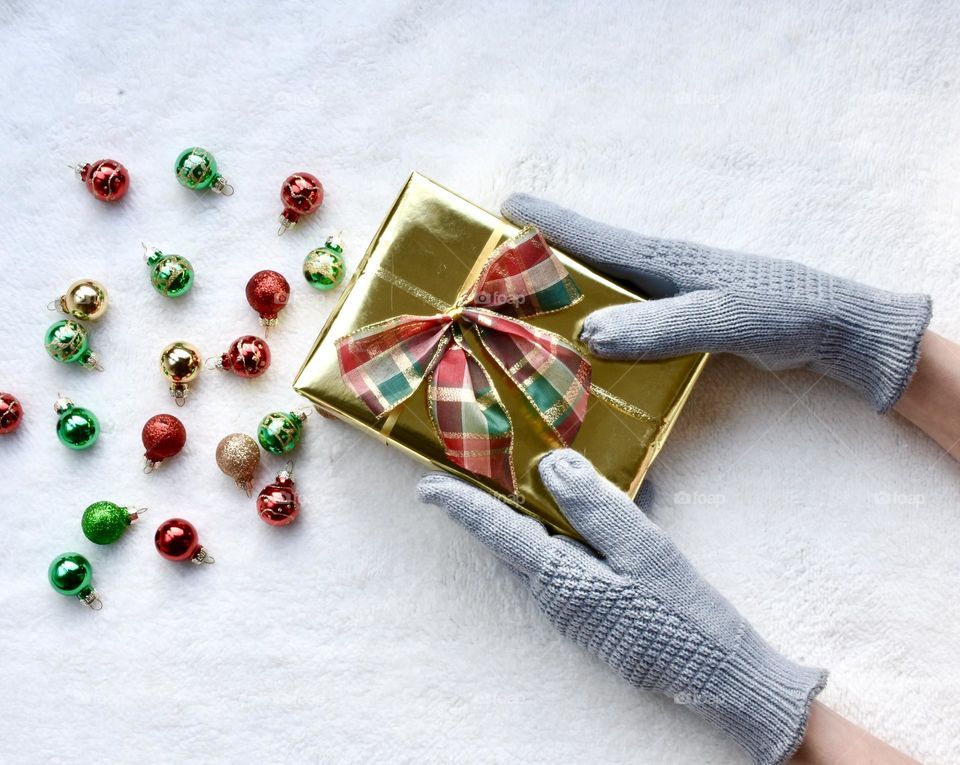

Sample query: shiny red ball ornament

[73,159,129,202]
[278,172,323,234]
[141,414,187,472]
[245,270,291,327]
[219,335,271,378]
[154,518,214,564]
[0,392,23,435]
[257,468,300,526]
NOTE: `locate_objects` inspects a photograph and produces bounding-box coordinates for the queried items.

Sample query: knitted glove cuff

[691,624,827,765]
[814,279,931,413]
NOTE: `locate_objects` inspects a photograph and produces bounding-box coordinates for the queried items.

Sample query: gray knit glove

[418,450,826,765]
[502,194,932,413]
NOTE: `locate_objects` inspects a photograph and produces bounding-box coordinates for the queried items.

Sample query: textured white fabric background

[1,1,958,763]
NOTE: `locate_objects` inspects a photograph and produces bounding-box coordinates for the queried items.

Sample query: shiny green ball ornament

[48,552,101,609]
[303,235,346,291]
[257,410,308,456]
[143,245,195,298]
[81,501,146,545]
[174,146,233,195]
[44,319,102,371]
[55,396,100,450]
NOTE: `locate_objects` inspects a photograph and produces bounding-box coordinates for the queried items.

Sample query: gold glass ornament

[51,279,108,321]
[160,341,201,406]
[215,433,260,495]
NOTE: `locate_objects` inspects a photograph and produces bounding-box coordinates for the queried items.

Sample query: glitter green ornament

[55,396,99,450]
[143,244,195,298]
[48,552,101,609]
[257,409,308,456]
[81,501,146,545]
[44,319,103,371]
[303,235,346,291]
[174,146,233,195]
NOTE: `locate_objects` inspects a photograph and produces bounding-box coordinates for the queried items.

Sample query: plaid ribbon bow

[336,227,592,491]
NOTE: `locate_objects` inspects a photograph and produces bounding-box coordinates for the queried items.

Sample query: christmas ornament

[0,392,22,435]
[44,319,102,371]
[216,433,260,495]
[142,414,187,472]
[48,552,101,609]
[257,409,308,455]
[213,335,271,378]
[82,501,146,545]
[303,235,346,291]
[71,159,129,203]
[256,465,300,526]
[55,396,99,450]
[278,172,323,235]
[155,518,214,564]
[51,279,108,321]
[143,245,194,298]
[245,270,290,328]
[160,341,201,405]
[174,147,233,195]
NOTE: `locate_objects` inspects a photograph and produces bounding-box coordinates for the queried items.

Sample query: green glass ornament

[55,396,100,450]
[303,235,346,291]
[257,410,308,456]
[143,245,195,298]
[81,501,146,545]
[44,319,102,371]
[174,146,233,195]
[48,552,101,609]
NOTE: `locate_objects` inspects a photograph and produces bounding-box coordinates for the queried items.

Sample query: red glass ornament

[141,414,187,472]
[220,335,271,378]
[0,392,22,435]
[74,159,129,202]
[278,172,323,234]
[154,518,213,564]
[245,270,291,327]
[257,469,300,526]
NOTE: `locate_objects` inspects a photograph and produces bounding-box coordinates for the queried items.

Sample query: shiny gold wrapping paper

[293,173,707,539]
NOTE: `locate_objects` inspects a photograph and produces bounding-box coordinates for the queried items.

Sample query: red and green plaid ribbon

[336,227,591,491]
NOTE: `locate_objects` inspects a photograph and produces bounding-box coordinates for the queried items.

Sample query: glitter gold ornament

[51,279,108,321]
[216,433,260,495]
[160,341,201,405]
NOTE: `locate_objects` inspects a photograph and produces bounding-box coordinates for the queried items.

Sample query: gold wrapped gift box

[293,173,706,539]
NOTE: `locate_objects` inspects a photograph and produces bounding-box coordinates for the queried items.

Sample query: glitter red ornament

[216,335,271,378]
[0,393,23,435]
[72,159,129,202]
[154,518,214,564]
[141,414,187,472]
[278,172,323,235]
[256,467,301,526]
[245,270,290,328]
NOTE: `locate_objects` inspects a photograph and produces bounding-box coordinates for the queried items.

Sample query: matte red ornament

[141,414,187,472]
[257,468,300,526]
[245,270,290,327]
[278,172,323,234]
[0,392,23,435]
[154,518,214,564]
[219,335,271,378]
[73,159,129,202]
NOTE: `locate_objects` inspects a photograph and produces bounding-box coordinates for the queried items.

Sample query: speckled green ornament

[44,319,102,370]
[145,248,194,298]
[48,552,100,608]
[81,501,143,545]
[55,396,99,450]
[174,146,232,194]
[257,410,306,455]
[303,235,346,291]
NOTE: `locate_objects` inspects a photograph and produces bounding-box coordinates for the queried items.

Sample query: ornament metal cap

[80,589,103,609]
[191,546,215,565]
[211,175,234,196]
[324,232,344,252]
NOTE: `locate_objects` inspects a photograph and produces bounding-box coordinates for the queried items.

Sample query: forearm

[894,330,960,461]
[791,702,919,764]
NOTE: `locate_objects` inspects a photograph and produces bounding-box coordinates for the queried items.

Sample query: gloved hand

[419,450,826,765]
[502,194,932,413]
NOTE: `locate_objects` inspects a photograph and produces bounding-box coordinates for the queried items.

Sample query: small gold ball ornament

[160,341,201,406]
[216,433,261,495]
[57,279,108,321]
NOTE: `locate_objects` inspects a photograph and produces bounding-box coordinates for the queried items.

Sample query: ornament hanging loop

[211,176,234,196]
[80,590,102,610]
